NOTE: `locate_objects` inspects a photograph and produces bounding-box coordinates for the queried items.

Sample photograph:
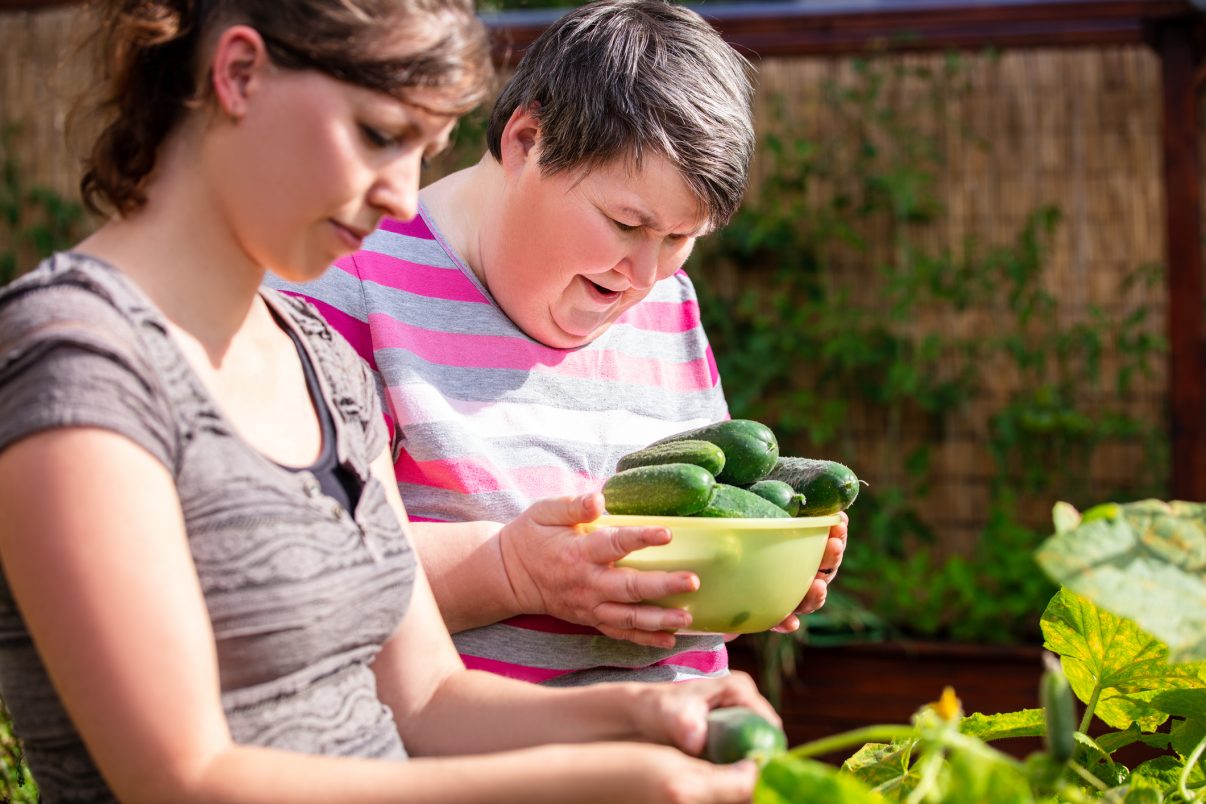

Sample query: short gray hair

[486,0,756,229]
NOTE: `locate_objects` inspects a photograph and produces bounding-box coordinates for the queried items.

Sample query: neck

[421,154,502,287]
[76,125,270,365]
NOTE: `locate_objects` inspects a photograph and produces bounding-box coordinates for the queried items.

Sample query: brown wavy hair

[80,0,493,217]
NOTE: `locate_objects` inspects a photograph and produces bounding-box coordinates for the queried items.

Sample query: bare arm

[0,430,756,804]
[406,499,701,645]
[369,450,778,755]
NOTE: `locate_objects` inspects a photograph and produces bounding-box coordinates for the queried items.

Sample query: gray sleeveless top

[0,253,417,802]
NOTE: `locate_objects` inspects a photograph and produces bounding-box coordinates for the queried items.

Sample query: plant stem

[1077,682,1102,735]
[788,725,919,760]
[1180,733,1206,803]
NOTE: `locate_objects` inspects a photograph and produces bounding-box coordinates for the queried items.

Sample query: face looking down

[483,111,711,349]
[206,26,460,284]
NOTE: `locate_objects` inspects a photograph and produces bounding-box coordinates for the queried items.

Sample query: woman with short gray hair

[269,0,849,690]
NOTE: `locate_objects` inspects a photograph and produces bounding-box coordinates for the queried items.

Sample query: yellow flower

[931,686,963,722]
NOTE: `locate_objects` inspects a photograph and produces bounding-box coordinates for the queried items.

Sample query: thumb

[703,759,758,801]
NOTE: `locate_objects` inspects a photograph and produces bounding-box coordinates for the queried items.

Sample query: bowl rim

[589,513,841,529]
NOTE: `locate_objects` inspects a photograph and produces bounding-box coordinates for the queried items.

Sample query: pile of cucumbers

[602,419,863,519]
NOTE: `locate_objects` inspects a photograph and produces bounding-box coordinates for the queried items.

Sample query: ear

[209,25,270,120]
[497,103,541,175]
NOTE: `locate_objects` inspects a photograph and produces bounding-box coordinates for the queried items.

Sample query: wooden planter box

[729,637,1161,767]
[729,637,1048,760]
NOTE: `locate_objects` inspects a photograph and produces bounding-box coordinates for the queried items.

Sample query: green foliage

[0,122,85,286]
[749,500,1206,802]
[690,52,1166,649]
[0,699,36,804]
[1037,500,1206,663]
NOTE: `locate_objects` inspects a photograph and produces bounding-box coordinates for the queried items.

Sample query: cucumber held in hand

[615,439,726,478]
[602,463,716,516]
[765,457,863,515]
[647,419,779,486]
[704,707,787,766]
[697,484,791,519]
[744,479,805,516]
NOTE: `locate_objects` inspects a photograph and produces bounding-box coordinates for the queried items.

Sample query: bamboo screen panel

[0,4,1187,552]
[738,48,1169,552]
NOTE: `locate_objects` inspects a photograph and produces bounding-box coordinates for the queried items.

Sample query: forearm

[402,669,649,756]
[407,521,523,632]
[142,742,642,804]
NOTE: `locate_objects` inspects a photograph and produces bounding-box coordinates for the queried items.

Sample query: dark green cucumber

[647,420,779,486]
[697,484,791,519]
[615,439,726,478]
[765,457,862,515]
[744,479,805,516]
[704,707,787,766]
[602,463,716,516]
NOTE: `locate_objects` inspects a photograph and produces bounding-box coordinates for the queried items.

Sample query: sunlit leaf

[755,755,883,804]
[1036,502,1206,663]
[841,741,914,792]
[1169,715,1206,758]
[1128,755,1192,795]
[1041,589,1206,730]
[960,709,1045,742]
[941,743,1033,804]
[1052,501,1081,534]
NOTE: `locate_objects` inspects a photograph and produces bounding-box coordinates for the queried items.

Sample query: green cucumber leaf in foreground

[755,755,883,803]
[1040,588,1206,731]
[1035,500,1206,662]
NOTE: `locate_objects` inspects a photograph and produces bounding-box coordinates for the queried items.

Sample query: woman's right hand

[498,492,698,648]
[574,743,758,804]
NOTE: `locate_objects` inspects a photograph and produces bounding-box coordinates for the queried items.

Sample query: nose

[622,239,660,291]
[368,153,422,222]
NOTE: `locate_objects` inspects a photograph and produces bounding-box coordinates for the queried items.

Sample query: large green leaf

[940,745,1034,804]
[1040,588,1206,731]
[959,709,1045,742]
[755,755,883,804]
[1035,501,1206,662]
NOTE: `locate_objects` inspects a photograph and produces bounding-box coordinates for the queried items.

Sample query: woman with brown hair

[0,2,770,801]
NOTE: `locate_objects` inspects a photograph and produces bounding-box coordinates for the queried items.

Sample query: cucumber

[704,707,787,766]
[765,457,862,515]
[602,463,716,516]
[615,439,726,478]
[744,479,805,516]
[1040,655,1077,763]
[647,420,779,486]
[697,484,791,519]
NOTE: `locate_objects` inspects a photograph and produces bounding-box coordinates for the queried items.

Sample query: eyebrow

[615,205,706,238]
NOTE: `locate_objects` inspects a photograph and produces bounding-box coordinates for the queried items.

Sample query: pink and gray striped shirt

[266,207,730,685]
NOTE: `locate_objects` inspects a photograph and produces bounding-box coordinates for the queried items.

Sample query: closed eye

[612,219,639,233]
[359,123,422,151]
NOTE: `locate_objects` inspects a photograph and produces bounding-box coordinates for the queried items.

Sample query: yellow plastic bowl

[581,513,840,634]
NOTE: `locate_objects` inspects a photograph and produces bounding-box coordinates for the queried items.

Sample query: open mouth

[585,278,622,302]
[330,220,369,249]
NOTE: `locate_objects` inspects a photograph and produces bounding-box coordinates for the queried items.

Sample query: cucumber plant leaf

[959,709,1045,742]
[1036,500,1206,663]
[841,740,915,792]
[1147,688,1206,756]
[940,745,1034,804]
[1040,588,1206,731]
[755,754,882,804]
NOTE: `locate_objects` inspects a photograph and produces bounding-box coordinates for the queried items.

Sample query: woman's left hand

[769,511,848,633]
[628,670,780,756]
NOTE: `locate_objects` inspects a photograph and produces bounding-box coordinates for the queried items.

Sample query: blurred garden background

[2,0,1204,794]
